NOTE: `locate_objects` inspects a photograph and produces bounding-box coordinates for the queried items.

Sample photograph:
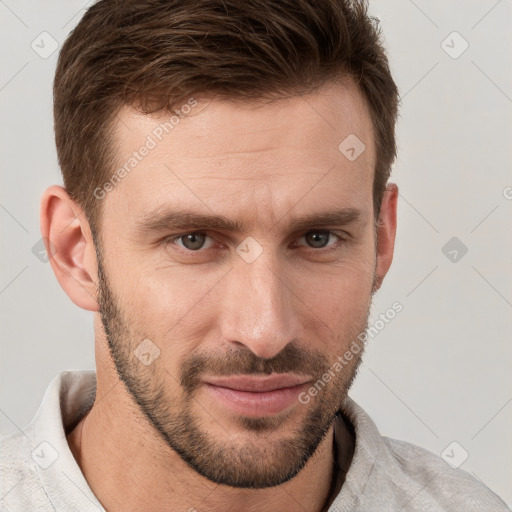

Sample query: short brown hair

[53,0,399,238]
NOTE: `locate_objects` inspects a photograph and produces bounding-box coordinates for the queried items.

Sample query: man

[0,0,509,510]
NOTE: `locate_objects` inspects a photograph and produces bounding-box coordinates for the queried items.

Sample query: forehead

[103,79,375,232]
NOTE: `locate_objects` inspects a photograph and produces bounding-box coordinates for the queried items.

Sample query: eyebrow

[134,207,365,235]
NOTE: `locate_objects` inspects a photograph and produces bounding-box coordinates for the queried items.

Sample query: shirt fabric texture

[0,370,509,511]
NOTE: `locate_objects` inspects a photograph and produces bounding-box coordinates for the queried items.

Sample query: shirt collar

[25,370,104,511]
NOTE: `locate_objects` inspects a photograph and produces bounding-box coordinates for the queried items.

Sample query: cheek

[114,267,223,358]
[299,256,374,312]
[298,262,374,354]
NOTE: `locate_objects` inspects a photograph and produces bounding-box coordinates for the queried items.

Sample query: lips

[203,374,311,392]
[201,374,312,417]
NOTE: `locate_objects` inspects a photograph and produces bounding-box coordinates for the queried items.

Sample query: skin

[40,78,398,511]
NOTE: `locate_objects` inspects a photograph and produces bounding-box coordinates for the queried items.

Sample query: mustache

[180,344,330,394]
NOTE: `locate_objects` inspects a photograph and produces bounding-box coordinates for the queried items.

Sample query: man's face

[94,79,378,488]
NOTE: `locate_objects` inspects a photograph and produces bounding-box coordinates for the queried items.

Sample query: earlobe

[373,182,398,293]
[40,185,99,312]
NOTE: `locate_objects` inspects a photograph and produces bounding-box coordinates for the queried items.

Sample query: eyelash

[163,230,350,255]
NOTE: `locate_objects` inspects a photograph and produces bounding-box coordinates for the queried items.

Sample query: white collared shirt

[0,370,509,511]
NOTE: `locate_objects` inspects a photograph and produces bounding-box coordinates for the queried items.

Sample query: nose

[219,251,303,360]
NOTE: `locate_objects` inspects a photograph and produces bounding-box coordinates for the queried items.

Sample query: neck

[67,371,347,512]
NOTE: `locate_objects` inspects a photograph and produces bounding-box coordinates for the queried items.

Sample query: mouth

[201,374,312,417]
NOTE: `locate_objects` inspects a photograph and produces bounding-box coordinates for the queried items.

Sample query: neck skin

[67,323,353,512]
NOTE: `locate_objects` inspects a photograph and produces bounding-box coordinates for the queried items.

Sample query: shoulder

[381,436,510,511]
[335,398,510,511]
[0,430,54,511]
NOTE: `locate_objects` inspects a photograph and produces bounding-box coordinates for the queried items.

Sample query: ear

[372,183,398,293]
[40,185,99,312]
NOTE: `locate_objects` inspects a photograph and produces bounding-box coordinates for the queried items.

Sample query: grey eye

[304,231,332,248]
[179,232,208,251]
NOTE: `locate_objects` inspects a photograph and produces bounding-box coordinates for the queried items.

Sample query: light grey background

[1,0,511,506]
